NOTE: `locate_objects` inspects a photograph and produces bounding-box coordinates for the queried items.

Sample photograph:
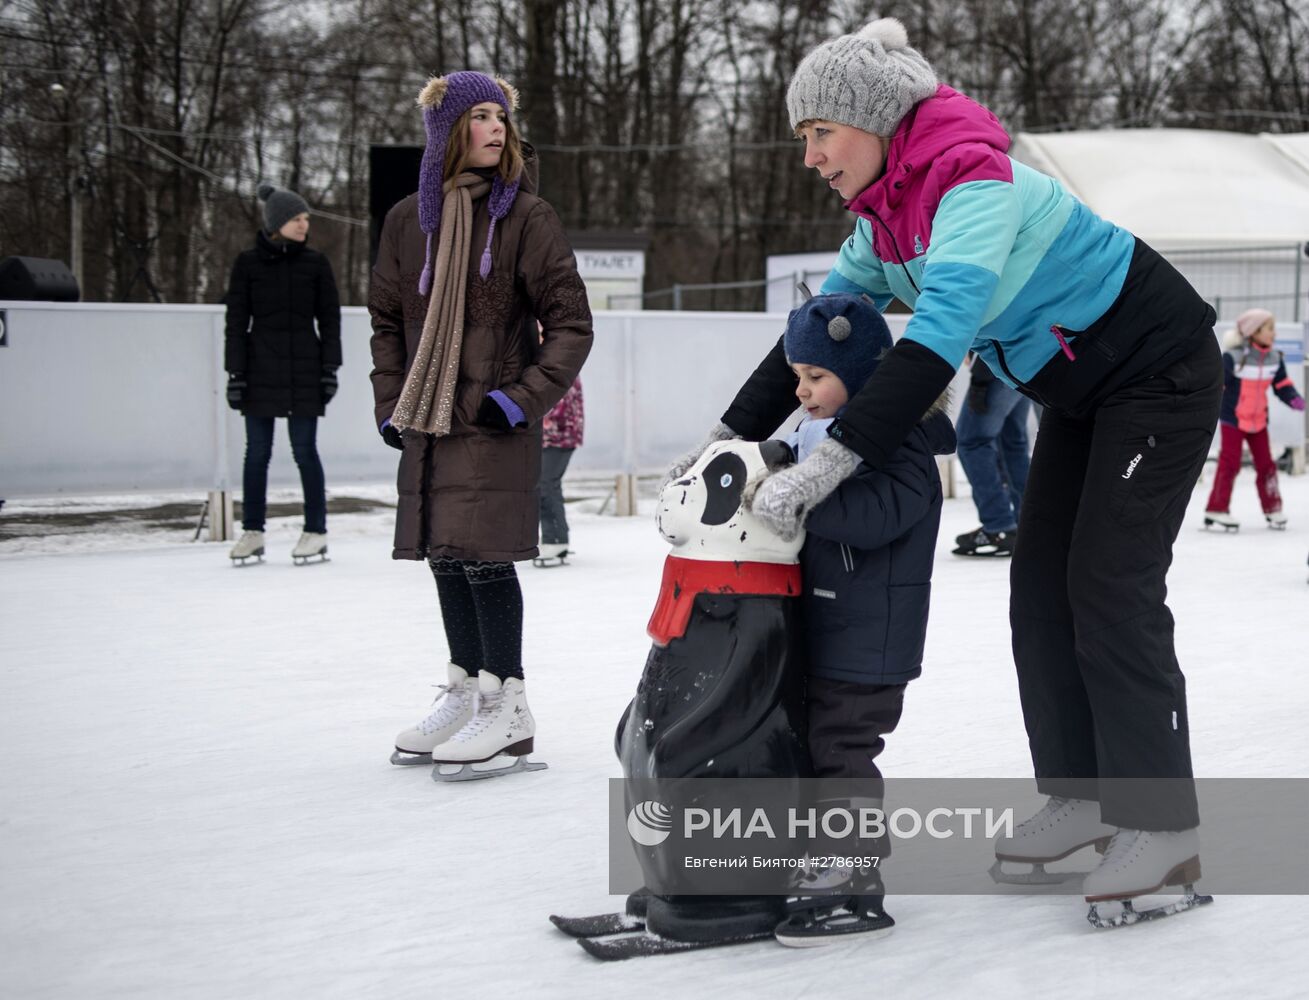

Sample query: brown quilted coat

[368,154,593,561]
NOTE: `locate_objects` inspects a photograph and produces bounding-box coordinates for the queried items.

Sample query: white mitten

[750,437,858,541]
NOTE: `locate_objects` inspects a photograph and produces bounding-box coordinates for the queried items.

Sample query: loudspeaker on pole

[0,256,81,302]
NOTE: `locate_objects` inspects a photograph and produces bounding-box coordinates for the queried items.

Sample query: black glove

[380,420,404,450]
[226,373,246,410]
[476,390,526,432]
[966,380,989,414]
[321,368,338,405]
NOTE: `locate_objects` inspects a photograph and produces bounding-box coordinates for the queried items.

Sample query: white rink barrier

[0,302,1301,497]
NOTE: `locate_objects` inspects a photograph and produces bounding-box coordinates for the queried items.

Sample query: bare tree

[2,0,1305,306]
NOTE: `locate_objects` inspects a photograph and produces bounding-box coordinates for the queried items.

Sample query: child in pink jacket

[1204,309,1305,530]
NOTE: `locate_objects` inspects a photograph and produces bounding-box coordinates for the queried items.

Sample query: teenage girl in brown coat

[369,71,592,775]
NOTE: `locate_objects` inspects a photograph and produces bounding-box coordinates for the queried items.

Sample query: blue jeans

[956,381,1032,534]
[242,415,326,533]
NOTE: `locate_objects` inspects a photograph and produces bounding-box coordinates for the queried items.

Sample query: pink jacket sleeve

[543,378,584,449]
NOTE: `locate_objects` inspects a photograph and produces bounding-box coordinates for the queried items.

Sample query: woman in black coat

[224,183,342,564]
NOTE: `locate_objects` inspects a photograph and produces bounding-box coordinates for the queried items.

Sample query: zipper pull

[1051,325,1076,361]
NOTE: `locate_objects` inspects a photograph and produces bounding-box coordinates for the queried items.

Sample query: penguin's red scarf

[646,555,801,648]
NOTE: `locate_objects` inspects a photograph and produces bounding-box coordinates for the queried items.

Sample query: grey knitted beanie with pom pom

[787,17,938,135]
[258,182,310,234]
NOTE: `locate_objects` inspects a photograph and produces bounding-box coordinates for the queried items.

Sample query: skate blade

[431,757,548,782]
[389,749,433,766]
[1202,520,1239,532]
[292,553,329,565]
[988,859,1089,885]
[230,553,264,566]
[774,912,895,948]
[1087,888,1213,929]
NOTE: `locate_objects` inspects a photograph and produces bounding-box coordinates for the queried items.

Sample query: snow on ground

[2,470,1307,999]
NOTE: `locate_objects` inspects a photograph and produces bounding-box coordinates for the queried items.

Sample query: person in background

[225,183,341,566]
[952,355,1032,557]
[536,376,584,566]
[1202,308,1304,531]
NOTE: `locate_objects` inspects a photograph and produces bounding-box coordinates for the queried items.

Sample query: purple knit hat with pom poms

[415,71,522,294]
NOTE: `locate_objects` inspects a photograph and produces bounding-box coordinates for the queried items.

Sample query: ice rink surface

[3,472,1307,999]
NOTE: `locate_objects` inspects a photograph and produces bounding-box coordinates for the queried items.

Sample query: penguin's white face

[655,440,804,564]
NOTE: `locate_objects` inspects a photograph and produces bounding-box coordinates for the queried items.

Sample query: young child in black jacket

[777,293,955,945]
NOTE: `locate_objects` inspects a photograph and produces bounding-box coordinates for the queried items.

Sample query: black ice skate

[774,894,895,947]
[1202,511,1239,532]
[774,864,895,947]
[952,527,1015,557]
[532,542,570,568]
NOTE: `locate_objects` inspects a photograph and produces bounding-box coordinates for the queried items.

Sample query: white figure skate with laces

[1083,827,1213,928]
[429,672,546,781]
[990,796,1116,884]
[390,663,477,765]
[291,531,329,564]
[229,530,265,565]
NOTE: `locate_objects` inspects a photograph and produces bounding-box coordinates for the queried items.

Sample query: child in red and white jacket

[1204,308,1305,529]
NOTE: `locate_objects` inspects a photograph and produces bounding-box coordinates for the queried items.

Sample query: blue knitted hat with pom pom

[783,292,892,395]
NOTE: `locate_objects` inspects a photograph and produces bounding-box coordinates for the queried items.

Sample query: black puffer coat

[224,230,342,418]
[795,409,956,686]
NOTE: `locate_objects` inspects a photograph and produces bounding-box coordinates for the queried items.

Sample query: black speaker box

[368,145,422,266]
[0,256,81,302]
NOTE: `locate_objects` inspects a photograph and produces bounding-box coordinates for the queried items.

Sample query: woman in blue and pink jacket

[1204,308,1304,528]
[665,18,1222,913]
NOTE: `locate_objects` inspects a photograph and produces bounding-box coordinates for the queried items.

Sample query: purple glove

[1292,397,1305,412]
[478,389,527,430]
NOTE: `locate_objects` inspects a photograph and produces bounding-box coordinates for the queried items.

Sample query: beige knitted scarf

[391,172,491,436]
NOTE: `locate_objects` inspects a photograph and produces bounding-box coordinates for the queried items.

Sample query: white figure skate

[229,530,265,566]
[390,663,477,765]
[990,796,1115,884]
[430,673,546,781]
[533,542,570,568]
[1266,511,1288,530]
[1202,511,1239,532]
[291,531,329,564]
[1083,827,1213,928]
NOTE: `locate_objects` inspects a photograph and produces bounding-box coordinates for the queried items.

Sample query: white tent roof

[1009,129,1309,248]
